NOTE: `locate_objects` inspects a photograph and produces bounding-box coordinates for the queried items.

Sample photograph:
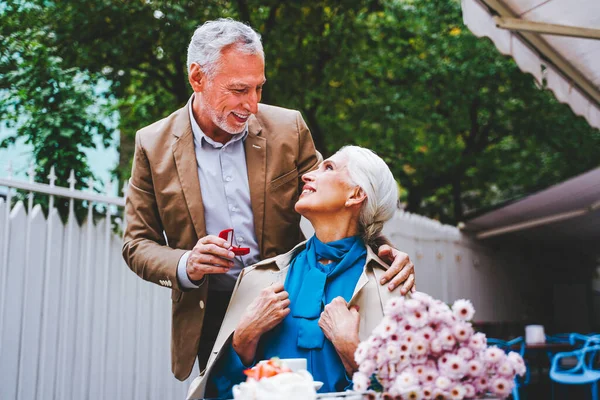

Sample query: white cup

[280,358,307,372]
[525,325,546,344]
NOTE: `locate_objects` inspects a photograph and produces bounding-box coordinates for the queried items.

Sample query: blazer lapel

[244,115,267,253]
[172,105,206,240]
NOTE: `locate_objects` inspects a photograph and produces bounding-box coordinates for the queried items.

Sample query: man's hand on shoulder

[377,245,416,295]
[186,235,236,282]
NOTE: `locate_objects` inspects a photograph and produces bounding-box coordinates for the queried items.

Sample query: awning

[461,0,600,130]
[463,167,600,254]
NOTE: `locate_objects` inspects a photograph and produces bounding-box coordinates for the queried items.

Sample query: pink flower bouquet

[352,292,526,399]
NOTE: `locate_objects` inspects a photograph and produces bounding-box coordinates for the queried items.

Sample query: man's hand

[319,297,360,374]
[186,235,236,282]
[378,245,416,294]
[233,283,291,365]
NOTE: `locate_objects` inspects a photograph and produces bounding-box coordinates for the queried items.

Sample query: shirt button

[238,236,245,243]
[199,300,205,309]
[225,176,232,182]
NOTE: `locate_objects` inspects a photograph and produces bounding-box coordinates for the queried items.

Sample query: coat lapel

[244,115,267,253]
[172,104,206,240]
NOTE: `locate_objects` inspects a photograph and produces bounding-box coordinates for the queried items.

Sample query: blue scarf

[286,235,367,349]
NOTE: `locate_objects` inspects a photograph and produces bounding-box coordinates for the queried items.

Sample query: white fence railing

[0,165,193,400]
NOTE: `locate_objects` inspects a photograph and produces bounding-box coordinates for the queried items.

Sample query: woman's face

[295,152,359,216]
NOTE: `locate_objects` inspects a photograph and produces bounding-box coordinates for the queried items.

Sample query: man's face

[192,46,266,142]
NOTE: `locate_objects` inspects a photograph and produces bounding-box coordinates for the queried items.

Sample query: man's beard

[197,94,246,135]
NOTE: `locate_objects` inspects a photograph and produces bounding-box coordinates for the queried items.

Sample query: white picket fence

[0,165,194,400]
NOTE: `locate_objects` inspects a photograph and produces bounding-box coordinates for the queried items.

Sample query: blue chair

[487,337,529,400]
[550,344,600,400]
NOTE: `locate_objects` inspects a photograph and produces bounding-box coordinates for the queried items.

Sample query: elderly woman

[188,146,403,399]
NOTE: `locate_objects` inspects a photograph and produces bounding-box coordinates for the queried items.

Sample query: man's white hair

[336,146,398,245]
[187,18,264,78]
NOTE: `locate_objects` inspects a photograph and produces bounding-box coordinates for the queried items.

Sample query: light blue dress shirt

[176,100,261,291]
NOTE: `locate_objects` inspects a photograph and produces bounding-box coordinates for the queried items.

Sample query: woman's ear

[188,63,206,92]
[345,187,367,208]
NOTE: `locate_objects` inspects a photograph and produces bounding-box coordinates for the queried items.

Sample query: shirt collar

[188,96,248,149]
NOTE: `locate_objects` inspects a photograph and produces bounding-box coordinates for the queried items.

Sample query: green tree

[4,0,599,224]
[0,2,113,218]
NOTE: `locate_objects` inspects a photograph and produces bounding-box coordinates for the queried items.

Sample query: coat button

[199,300,205,309]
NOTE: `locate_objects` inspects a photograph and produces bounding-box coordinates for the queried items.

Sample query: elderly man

[122,18,415,381]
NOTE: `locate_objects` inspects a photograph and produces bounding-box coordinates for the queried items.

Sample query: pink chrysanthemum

[430,338,443,353]
[375,349,388,366]
[359,359,376,376]
[484,346,506,364]
[498,360,515,376]
[419,326,436,342]
[404,332,416,343]
[384,297,405,317]
[439,328,457,349]
[354,341,369,364]
[407,309,429,328]
[452,322,473,342]
[404,298,424,312]
[508,351,527,376]
[435,375,452,391]
[476,376,489,391]
[412,338,429,356]
[466,359,484,377]
[463,383,476,398]
[449,384,466,400]
[352,371,370,392]
[423,368,439,385]
[385,343,399,360]
[411,291,434,306]
[432,388,450,400]
[444,355,467,379]
[376,316,398,339]
[490,377,513,397]
[452,299,475,321]
[421,386,434,399]
[468,332,487,352]
[414,365,427,381]
[457,346,474,360]
[395,370,418,389]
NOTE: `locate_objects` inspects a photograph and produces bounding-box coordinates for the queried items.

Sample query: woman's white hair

[187,18,264,78]
[336,145,398,245]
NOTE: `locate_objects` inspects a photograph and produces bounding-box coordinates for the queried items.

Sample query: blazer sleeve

[122,131,187,291]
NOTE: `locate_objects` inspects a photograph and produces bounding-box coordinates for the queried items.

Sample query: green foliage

[0,2,113,219]
[3,0,599,224]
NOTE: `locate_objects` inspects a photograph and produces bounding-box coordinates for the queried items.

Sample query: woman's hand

[319,297,360,374]
[233,283,290,365]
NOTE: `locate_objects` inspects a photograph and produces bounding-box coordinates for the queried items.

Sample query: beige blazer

[122,99,321,380]
[186,241,401,399]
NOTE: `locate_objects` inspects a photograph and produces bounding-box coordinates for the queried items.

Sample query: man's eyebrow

[228,80,267,88]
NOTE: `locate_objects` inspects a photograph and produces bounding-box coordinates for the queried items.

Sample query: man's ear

[188,63,206,92]
[346,187,367,208]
